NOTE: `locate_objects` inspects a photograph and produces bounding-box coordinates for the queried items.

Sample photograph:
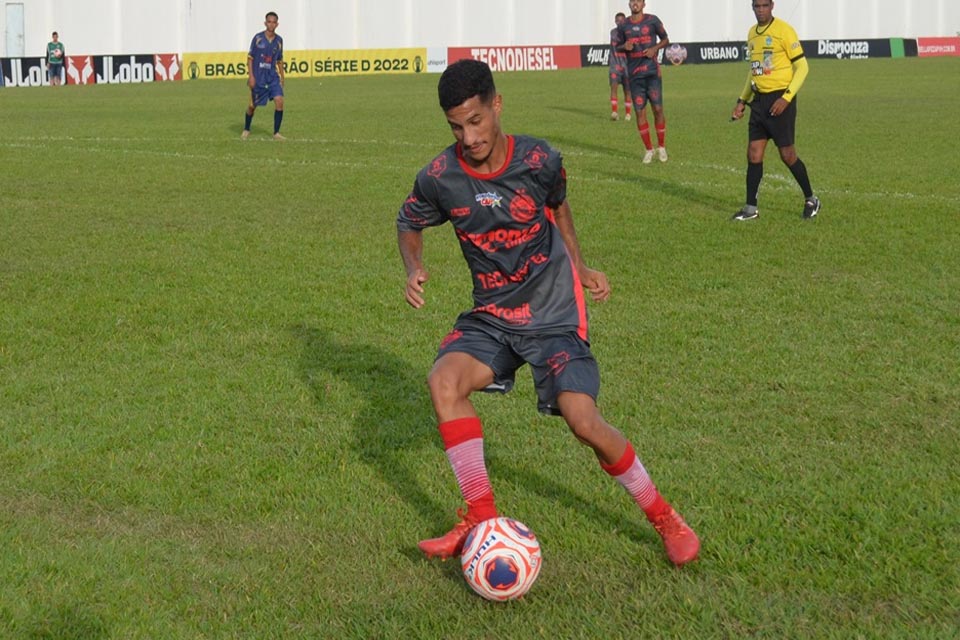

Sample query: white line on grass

[4,137,957,205]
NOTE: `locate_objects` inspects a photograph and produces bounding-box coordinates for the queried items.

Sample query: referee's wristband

[736,98,746,105]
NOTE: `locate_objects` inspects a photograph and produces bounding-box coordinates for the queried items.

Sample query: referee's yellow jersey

[746,18,804,93]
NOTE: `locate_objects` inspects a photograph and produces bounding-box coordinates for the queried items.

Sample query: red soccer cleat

[418,509,484,560]
[651,508,700,566]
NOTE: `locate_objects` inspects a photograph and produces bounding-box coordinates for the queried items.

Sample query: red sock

[656,121,666,147]
[601,442,669,519]
[610,98,618,113]
[638,122,653,150]
[439,417,497,520]
[625,103,633,116]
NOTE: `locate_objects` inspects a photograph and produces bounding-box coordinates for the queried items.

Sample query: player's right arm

[247,55,256,89]
[731,75,754,120]
[396,165,449,309]
[398,229,429,309]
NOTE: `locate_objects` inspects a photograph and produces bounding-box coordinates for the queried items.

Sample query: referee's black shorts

[748,89,797,148]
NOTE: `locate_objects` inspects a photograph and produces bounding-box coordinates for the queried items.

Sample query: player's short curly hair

[438,59,496,112]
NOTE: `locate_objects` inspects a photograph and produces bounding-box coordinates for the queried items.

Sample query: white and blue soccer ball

[460,517,542,601]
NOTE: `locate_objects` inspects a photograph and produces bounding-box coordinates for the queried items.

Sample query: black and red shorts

[436,315,601,417]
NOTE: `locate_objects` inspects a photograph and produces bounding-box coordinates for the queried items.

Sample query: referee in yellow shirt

[730,0,821,221]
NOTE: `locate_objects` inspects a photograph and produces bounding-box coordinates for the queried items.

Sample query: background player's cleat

[643,149,655,164]
[625,112,631,122]
[418,509,482,559]
[611,111,619,121]
[650,508,700,566]
[657,146,668,162]
[240,130,250,140]
[273,132,286,141]
[732,206,759,221]
[803,196,821,219]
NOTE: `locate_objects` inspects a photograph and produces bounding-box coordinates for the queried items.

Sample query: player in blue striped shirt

[241,12,286,141]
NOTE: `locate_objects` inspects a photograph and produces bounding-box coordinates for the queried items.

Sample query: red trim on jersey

[546,205,590,342]
[456,135,515,180]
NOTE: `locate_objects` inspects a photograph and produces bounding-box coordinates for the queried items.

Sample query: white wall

[4,0,959,57]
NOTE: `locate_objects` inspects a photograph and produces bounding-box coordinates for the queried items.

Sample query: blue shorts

[436,315,601,416]
[250,78,283,107]
[630,75,663,110]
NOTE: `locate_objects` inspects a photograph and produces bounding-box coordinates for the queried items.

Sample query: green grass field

[1,57,958,638]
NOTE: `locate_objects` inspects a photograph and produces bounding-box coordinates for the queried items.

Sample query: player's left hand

[769,97,789,117]
[580,268,611,302]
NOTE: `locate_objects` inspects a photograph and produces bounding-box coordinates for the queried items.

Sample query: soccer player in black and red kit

[615,0,671,163]
[396,59,699,567]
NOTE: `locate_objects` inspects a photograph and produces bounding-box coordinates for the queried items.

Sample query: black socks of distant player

[788,158,814,199]
[746,161,763,206]
[274,110,283,134]
[244,112,253,131]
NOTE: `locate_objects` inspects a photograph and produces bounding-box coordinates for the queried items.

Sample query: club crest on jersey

[476,192,503,208]
[510,189,537,224]
[547,351,571,376]
[523,146,548,171]
[428,154,448,178]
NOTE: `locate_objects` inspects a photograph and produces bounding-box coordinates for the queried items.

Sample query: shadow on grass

[291,324,444,523]
[549,133,732,212]
[292,324,649,554]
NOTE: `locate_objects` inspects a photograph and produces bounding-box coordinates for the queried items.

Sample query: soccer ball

[54,48,63,59]
[460,517,542,601]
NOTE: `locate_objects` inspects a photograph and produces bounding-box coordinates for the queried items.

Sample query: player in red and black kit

[609,13,632,122]
[615,0,671,164]
[397,59,699,568]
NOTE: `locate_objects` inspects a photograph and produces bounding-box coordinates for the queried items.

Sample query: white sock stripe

[446,438,492,501]
[614,460,657,509]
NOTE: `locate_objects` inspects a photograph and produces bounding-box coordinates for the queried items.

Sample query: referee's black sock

[746,162,763,206]
[788,158,814,199]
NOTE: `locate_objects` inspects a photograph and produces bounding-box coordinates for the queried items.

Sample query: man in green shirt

[46,32,65,86]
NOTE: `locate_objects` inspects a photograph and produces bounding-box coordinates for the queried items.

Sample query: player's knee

[427,369,466,406]
[565,415,608,447]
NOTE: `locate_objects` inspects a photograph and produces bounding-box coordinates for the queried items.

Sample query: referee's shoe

[803,196,821,219]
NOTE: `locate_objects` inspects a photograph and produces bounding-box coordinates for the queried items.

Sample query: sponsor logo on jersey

[474,303,533,326]
[456,223,542,254]
[476,253,548,291]
[475,192,503,208]
[450,207,471,218]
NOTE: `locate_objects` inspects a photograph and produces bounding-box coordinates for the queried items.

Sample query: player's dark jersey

[248,31,283,84]
[616,14,668,78]
[397,135,588,340]
[609,27,627,71]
